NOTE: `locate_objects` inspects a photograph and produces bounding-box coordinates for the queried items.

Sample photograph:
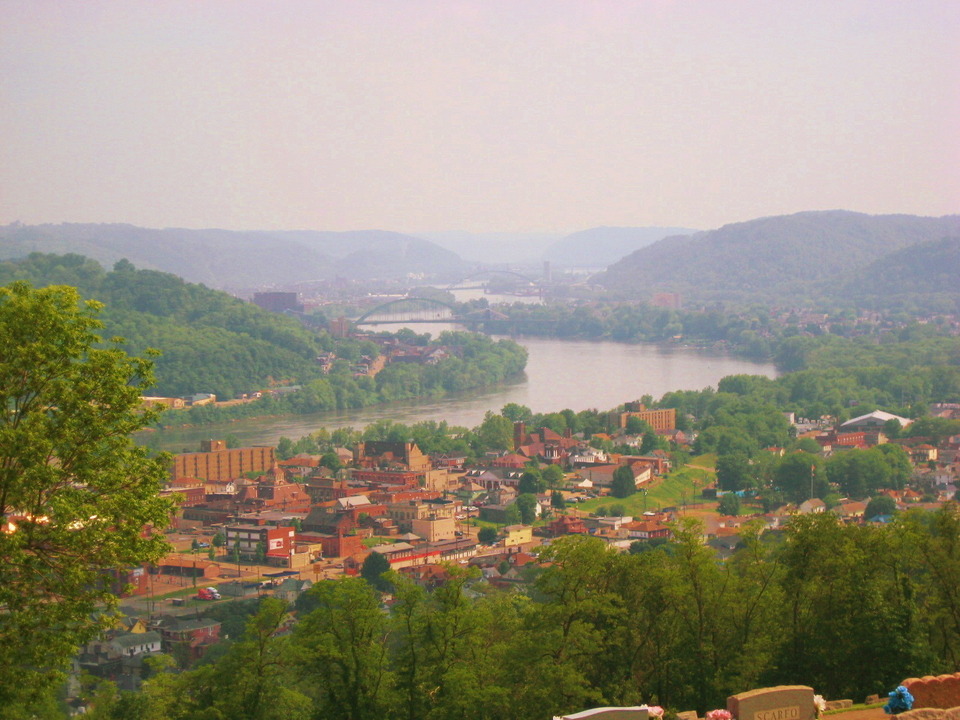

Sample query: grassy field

[574,454,717,516]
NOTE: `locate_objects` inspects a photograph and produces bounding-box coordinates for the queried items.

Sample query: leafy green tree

[640,429,666,454]
[903,416,960,445]
[518,469,544,495]
[320,450,343,473]
[476,411,514,451]
[361,551,393,592]
[521,536,624,716]
[883,418,903,439]
[774,513,925,699]
[478,526,498,545]
[718,493,741,516]
[501,403,533,423]
[551,490,566,510]
[794,437,823,454]
[865,495,897,520]
[542,464,565,488]
[516,494,538,524]
[625,415,651,435]
[826,449,891,498]
[212,530,225,547]
[293,578,395,719]
[716,453,751,492]
[611,465,637,498]
[875,443,913,489]
[197,597,310,720]
[0,282,172,709]
[902,504,960,668]
[276,436,295,460]
[775,453,827,503]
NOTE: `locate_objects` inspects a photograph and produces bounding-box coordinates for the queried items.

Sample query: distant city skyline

[1,1,957,235]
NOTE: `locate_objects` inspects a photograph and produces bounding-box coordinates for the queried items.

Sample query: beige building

[411,516,456,543]
[503,525,533,547]
[423,468,457,492]
[620,406,676,432]
[386,499,458,531]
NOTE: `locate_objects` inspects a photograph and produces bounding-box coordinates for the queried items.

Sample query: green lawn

[575,455,716,516]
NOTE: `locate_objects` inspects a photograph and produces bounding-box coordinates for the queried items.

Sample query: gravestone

[904,674,960,709]
[557,708,650,720]
[727,685,815,720]
[896,710,947,720]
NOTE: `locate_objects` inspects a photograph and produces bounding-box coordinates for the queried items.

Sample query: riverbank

[137,338,778,452]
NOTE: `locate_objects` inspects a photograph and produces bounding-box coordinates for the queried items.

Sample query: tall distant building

[170,440,275,482]
[329,316,352,338]
[252,292,303,313]
[620,404,676,432]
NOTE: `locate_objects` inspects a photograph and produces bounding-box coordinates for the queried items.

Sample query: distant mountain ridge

[594,211,960,305]
[0,223,469,290]
[838,236,960,311]
[416,231,562,265]
[543,226,697,268]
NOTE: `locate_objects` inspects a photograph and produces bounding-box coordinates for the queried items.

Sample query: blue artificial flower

[883,686,914,715]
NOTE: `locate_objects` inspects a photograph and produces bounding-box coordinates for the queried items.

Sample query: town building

[170,440,275,483]
[224,524,295,559]
[619,403,677,432]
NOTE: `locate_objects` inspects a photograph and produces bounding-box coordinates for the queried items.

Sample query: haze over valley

[3,3,960,718]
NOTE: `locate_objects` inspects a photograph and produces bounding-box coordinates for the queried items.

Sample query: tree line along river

[139,327,779,453]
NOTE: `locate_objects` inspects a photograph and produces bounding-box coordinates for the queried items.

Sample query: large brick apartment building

[170,440,275,482]
[618,403,677,433]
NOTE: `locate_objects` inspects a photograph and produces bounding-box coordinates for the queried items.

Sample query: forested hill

[543,225,696,268]
[0,253,529,415]
[594,211,960,306]
[0,223,469,290]
[0,253,325,398]
[838,236,960,312]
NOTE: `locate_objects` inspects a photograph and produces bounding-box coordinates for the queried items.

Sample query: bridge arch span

[354,296,458,323]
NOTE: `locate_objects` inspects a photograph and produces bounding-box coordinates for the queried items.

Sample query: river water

[139,322,778,452]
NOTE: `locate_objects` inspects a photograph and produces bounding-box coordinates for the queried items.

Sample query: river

[139,325,778,452]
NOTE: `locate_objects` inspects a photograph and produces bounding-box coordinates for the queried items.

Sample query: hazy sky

[1,1,957,234]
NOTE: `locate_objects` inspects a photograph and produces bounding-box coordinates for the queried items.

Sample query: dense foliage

[594,210,960,308]
[470,296,960,368]
[159,330,527,427]
[0,283,172,711]
[0,253,324,398]
[0,255,528,420]
[74,508,960,720]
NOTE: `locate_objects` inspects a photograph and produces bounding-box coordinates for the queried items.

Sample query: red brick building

[546,515,589,536]
[235,465,311,514]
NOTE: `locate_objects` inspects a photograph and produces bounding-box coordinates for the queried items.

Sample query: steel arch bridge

[354,297,459,324]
